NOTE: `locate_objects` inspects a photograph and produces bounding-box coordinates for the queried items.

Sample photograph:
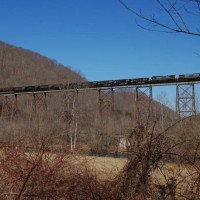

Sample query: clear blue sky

[0,0,199,82]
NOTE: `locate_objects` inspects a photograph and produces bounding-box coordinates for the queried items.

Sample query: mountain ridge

[0,41,85,88]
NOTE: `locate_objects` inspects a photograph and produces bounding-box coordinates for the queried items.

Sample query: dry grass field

[71,155,127,180]
[0,143,199,199]
[69,155,196,183]
[81,155,199,198]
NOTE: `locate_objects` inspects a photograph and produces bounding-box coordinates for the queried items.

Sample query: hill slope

[0,41,85,87]
[0,41,178,156]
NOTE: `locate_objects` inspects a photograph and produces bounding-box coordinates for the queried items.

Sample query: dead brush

[108,123,164,200]
[0,126,183,200]
[1,118,200,199]
[0,136,110,200]
[106,119,200,200]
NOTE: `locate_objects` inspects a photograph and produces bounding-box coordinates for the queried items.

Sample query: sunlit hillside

[0,41,85,87]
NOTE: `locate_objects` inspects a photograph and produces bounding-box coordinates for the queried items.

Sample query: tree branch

[118,0,200,36]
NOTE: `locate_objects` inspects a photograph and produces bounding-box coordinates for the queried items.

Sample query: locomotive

[150,75,176,83]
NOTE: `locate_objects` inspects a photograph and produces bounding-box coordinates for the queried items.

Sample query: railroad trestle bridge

[0,77,199,120]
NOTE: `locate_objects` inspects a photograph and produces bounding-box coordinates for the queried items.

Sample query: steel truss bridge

[0,78,199,119]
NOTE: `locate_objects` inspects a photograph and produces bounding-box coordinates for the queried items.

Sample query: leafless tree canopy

[119,0,200,36]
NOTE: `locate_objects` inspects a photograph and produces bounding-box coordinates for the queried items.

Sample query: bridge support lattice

[30,93,47,120]
[1,95,18,119]
[98,88,114,117]
[135,86,153,124]
[176,84,196,117]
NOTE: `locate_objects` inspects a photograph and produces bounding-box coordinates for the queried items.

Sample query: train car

[113,79,131,86]
[130,78,149,85]
[13,86,26,93]
[193,73,200,78]
[88,81,98,88]
[48,84,63,90]
[88,78,150,88]
[94,80,115,87]
[78,81,90,89]
[150,75,176,83]
[0,87,14,93]
[23,85,37,92]
[68,82,80,89]
[178,73,200,81]
[113,78,149,86]
[34,84,50,91]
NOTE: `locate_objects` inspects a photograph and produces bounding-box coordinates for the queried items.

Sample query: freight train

[86,73,200,88]
[0,73,200,94]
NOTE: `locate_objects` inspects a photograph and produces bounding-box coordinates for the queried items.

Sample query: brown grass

[70,155,127,180]
[1,120,200,199]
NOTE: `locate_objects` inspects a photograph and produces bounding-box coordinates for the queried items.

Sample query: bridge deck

[0,78,200,95]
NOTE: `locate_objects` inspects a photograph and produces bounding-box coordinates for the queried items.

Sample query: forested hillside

[0,41,177,156]
[0,41,85,87]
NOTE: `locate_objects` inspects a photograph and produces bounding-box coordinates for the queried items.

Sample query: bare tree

[119,0,200,36]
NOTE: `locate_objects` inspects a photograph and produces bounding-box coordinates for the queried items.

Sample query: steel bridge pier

[98,88,114,117]
[135,86,153,123]
[29,92,47,120]
[1,94,18,119]
[176,83,196,117]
